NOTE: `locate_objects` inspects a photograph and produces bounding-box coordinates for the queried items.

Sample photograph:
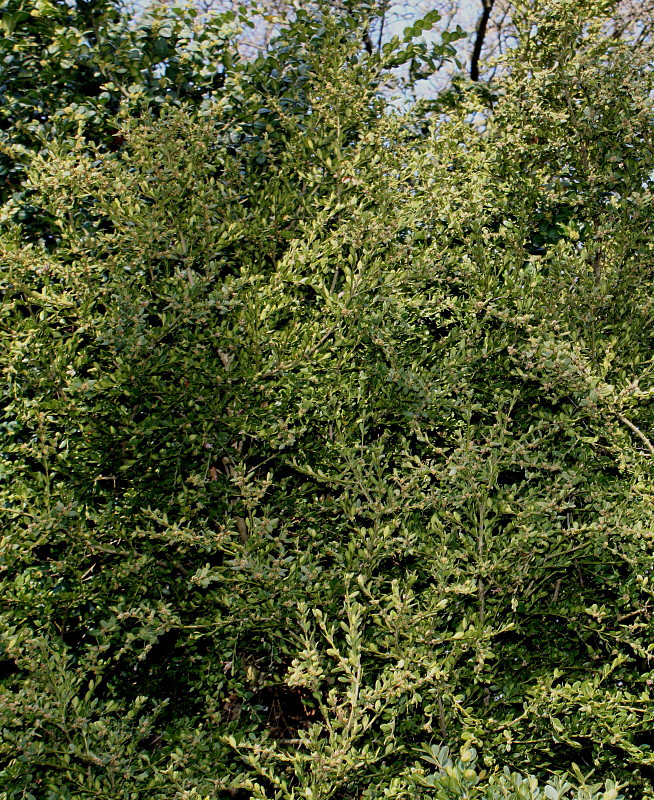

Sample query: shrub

[1,1,653,797]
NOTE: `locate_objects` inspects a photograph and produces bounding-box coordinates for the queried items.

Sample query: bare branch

[471,0,495,81]
[615,411,654,456]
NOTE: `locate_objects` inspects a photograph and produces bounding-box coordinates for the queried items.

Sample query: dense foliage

[0,0,248,220]
[1,0,654,798]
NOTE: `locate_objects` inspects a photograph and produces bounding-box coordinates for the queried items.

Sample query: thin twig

[615,411,654,456]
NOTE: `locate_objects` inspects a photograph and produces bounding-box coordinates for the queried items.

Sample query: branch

[615,411,654,456]
[470,0,495,82]
[377,0,389,52]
